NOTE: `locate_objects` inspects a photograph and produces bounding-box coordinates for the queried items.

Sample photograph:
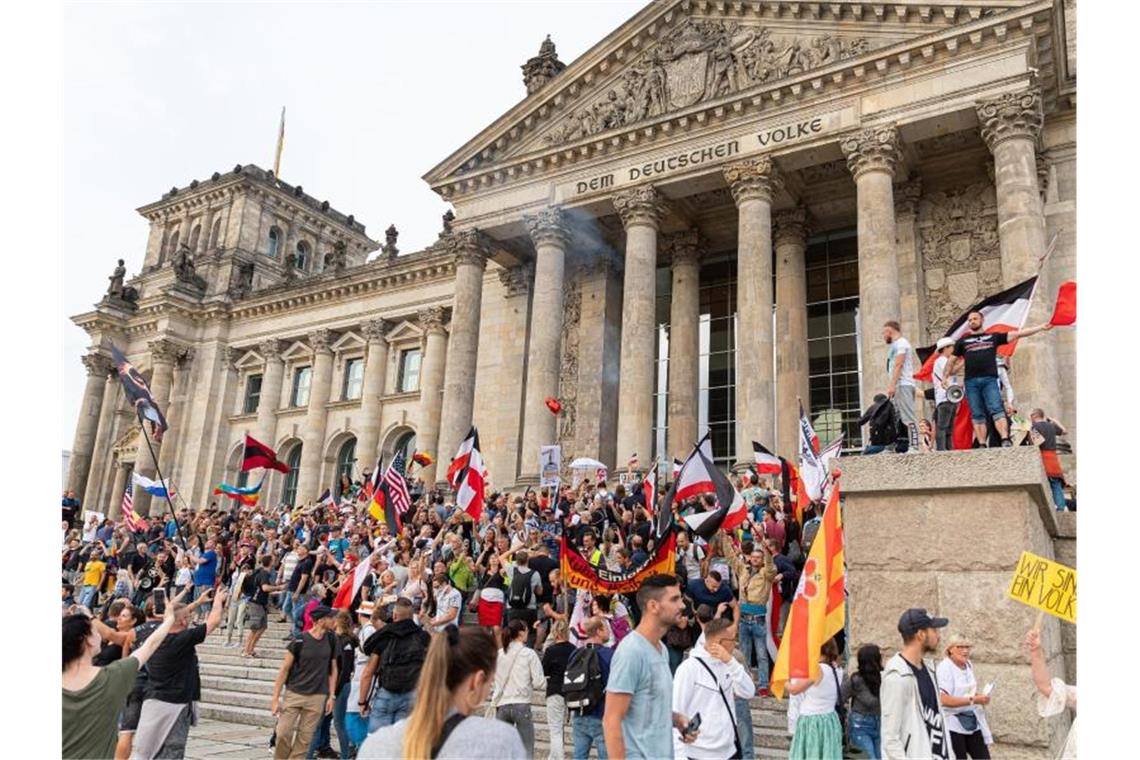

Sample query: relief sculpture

[556,271,582,455]
[546,21,872,146]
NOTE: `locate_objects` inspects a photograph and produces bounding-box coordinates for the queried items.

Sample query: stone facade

[70,1,1078,505]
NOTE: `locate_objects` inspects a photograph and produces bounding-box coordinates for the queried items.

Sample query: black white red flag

[752,441,784,475]
[677,433,747,539]
[451,427,486,521]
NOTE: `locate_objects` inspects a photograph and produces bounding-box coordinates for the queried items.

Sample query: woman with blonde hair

[356,625,525,759]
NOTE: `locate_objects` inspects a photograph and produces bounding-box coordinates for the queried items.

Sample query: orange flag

[771,484,846,699]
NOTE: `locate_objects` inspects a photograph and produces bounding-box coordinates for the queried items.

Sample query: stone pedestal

[417,307,448,485]
[841,125,903,409]
[356,319,392,466]
[774,209,811,459]
[297,330,334,504]
[519,210,570,481]
[438,231,490,482]
[613,186,664,469]
[977,87,1058,416]
[664,230,702,462]
[842,447,1073,759]
[255,339,284,447]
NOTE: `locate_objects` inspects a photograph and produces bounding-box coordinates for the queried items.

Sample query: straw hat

[356,600,375,619]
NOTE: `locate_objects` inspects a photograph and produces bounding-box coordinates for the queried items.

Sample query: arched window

[282,445,303,506]
[168,229,180,255]
[394,431,416,465]
[295,241,310,270]
[267,227,281,258]
[189,224,201,252]
[237,469,250,488]
[336,438,357,495]
[209,217,223,249]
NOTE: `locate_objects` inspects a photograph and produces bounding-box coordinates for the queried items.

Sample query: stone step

[197,701,278,729]
[201,675,277,696]
[200,663,281,682]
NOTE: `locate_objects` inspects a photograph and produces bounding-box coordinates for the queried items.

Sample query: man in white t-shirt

[428,573,462,632]
[931,337,960,451]
[883,320,918,452]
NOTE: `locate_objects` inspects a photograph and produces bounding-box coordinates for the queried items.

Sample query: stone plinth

[841,447,1072,758]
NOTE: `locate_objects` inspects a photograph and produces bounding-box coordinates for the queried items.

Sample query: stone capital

[893,178,923,218]
[723,156,782,205]
[840,125,902,180]
[417,305,448,336]
[82,352,114,378]
[221,345,240,372]
[976,86,1044,151]
[773,208,810,248]
[147,338,182,366]
[497,262,533,298]
[447,229,491,269]
[523,207,571,249]
[258,338,283,361]
[308,329,334,354]
[662,229,703,268]
[613,185,665,230]
[362,318,393,343]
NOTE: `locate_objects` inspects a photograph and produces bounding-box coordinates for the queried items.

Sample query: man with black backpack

[566,616,613,760]
[858,393,909,454]
[358,597,432,732]
[270,606,339,760]
[506,550,542,647]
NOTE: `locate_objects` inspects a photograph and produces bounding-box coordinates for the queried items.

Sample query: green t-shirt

[448,558,476,592]
[62,657,139,759]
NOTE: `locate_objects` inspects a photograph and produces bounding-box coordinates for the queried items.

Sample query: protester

[356,626,526,759]
[244,554,285,658]
[345,601,380,749]
[686,569,733,610]
[937,633,993,759]
[931,337,960,450]
[568,616,613,760]
[1029,408,1069,511]
[732,541,777,697]
[491,619,547,756]
[786,637,844,760]
[541,620,575,760]
[359,597,431,732]
[882,608,952,759]
[1026,627,1076,760]
[270,605,338,760]
[883,320,919,451]
[858,393,905,454]
[841,644,883,760]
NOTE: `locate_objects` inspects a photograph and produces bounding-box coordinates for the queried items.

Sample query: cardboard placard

[1006,550,1076,624]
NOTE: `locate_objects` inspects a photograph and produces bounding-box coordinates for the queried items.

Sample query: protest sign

[540,445,561,488]
[1006,550,1076,624]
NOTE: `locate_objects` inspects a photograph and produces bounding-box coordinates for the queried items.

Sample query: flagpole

[135,409,187,552]
[273,106,285,177]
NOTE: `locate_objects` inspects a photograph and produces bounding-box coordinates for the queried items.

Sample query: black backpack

[562,646,604,714]
[378,629,430,694]
[507,568,534,609]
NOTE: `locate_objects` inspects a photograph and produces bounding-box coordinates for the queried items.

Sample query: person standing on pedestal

[882,321,918,453]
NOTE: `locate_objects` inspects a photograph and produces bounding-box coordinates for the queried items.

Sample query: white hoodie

[671,641,755,759]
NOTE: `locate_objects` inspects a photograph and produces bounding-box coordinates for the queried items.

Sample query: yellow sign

[1006,551,1076,624]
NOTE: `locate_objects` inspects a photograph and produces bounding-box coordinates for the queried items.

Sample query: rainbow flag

[214,477,264,506]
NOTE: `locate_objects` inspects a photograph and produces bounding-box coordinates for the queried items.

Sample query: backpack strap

[694,657,742,759]
[430,712,467,759]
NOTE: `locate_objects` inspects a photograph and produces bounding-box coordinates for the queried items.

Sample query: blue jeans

[80,585,99,609]
[848,711,881,759]
[738,614,768,689]
[572,714,608,760]
[965,376,1004,423]
[735,696,755,759]
[863,444,887,455]
[280,590,293,619]
[368,688,415,733]
[292,594,310,638]
[332,687,351,758]
[345,712,369,748]
[1049,477,1066,511]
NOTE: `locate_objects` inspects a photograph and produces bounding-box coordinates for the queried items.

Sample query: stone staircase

[197,618,791,757]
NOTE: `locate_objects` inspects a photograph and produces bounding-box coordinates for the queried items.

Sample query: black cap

[898,608,949,637]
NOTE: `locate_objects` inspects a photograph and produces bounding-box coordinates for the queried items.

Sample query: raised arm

[1009,321,1054,342]
[204,588,229,635]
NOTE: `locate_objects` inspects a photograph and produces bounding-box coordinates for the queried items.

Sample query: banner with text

[1006,550,1076,624]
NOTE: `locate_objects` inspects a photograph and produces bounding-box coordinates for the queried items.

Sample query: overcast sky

[61,0,645,450]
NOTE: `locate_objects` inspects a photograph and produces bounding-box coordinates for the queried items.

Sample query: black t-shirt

[906,660,950,759]
[146,624,207,703]
[1032,420,1061,451]
[953,332,1008,379]
[529,555,559,604]
[250,568,274,606]
[286,631,337,696]
[289,556,315,592]
[541,641,577,697]
[128,553,148,577]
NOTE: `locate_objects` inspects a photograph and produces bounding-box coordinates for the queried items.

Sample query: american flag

[382,451,412,516]
[122,482,148,533]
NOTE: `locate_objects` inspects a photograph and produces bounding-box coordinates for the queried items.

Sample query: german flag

[560,531,676,597]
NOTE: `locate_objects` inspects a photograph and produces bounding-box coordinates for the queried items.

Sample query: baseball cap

[936,337,955,351]
[897,608,949,637]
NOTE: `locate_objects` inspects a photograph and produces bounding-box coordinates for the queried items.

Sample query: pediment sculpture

[545,21,873,146]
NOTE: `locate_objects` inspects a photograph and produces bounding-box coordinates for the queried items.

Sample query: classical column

[417,307,449,485]
[977,86,1057,411]
[356,318,392,466]
[518,209,571,482]
[725,156,781,468]
[67,352,113,504]
[108,462,130,520]
[297,329,335,504]
[154,349,194,508]
[437,231,491,484]
[136,339,178,516]
[613,186,665,469]
[255,339,284,446]
[664,229,702,463]
[83,362,122,513]
[841,125,903,408]
[774,208,811,458]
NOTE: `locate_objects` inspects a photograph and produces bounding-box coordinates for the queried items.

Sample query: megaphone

[946,383,965,403]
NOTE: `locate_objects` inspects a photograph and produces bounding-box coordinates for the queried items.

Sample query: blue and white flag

[133,472,176,499]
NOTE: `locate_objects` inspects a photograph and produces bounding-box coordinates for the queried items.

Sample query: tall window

[209,217,223,249]
[806,229,862,450]
[282,445,302,506]
[342,358,364,400]
[168,229,180,254]
[336,438,357,494]
[653,257,737,469]
[291,366,312,407]
[243,374,263,414]
[398,349,422,392]
[189,224,201,252]
[267,227,281,258]
[295,241,310,270]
